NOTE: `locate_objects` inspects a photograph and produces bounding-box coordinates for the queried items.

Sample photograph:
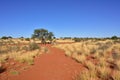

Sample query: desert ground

[0,38,120,80]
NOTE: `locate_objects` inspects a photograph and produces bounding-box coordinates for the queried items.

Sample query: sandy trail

[7,45,83,80]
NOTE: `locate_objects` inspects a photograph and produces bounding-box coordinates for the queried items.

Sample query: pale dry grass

[98,57,108,67]
[116,60,120,70]
[97,66,111,80]
[15,50,40,65]
[0,49,41,65]
[56,39,74,43]
[84,61,96,70]
[54,40,120,61]
[112,71,120,80]
[75,54,86,64]
[54,39,120,80]
[75,70,98,80]
[0,40,48,65]
[0,54,9,63]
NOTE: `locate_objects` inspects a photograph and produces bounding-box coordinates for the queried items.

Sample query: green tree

[47,32,54,41]
[111,35,118,40]
[1,36,8,39]
[32,28,54,44]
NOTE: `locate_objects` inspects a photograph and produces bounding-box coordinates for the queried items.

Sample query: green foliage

[32,28,54,42]
[1,36,12,39]
[1,36,9,39]
[47,32,54,41]
[32,28,48,39]
[63,37,72,39]
[111,35,118,40]
[25,38,30,41]
[74,38,81,42]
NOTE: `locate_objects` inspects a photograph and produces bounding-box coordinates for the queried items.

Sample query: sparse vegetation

[28,42,40,51]
[0,37,120,80]
[10,70,20,75]
[112,71,120,80]
[0,39,48,66]
[75,70,98,80]
[54,39,120,80]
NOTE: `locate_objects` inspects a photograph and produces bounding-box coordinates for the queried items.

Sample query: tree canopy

[32,28,54,41]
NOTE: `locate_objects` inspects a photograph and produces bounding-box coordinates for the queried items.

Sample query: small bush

[15,50,39,65]
[25,38,30,41]
[22,46,29,51]
[28,42,40,51]
[10,46,20,52]
[74,38,81,42]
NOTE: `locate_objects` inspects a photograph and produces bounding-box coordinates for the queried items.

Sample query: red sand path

[8,45,84,80]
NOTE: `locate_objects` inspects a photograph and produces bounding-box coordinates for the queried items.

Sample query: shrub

[1,36,8,39]
[111,36,118,40]
[74,38,81,42]
[28,42,40,51]
[22,46,29,51]
[10,46,20,52]
[25,38,30,41]
[15,50,39,65]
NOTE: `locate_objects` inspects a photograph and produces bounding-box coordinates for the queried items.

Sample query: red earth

[0,44,84,80]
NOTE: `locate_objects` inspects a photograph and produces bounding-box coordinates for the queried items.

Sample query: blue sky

[0,0,120,38]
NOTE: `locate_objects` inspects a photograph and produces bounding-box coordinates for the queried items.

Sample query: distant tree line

[0,31,119,43]
[0,36,12,39]
[73,36,120,42]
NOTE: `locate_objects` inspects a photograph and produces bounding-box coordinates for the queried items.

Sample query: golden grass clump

[116,60,120,70]
[75,54,86,64]
[112,71,120,80]
[14,49,40,65]
[75,70,98,80]
[97,66,111,80]
[84,61,96,71]
[0,55,9,63]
